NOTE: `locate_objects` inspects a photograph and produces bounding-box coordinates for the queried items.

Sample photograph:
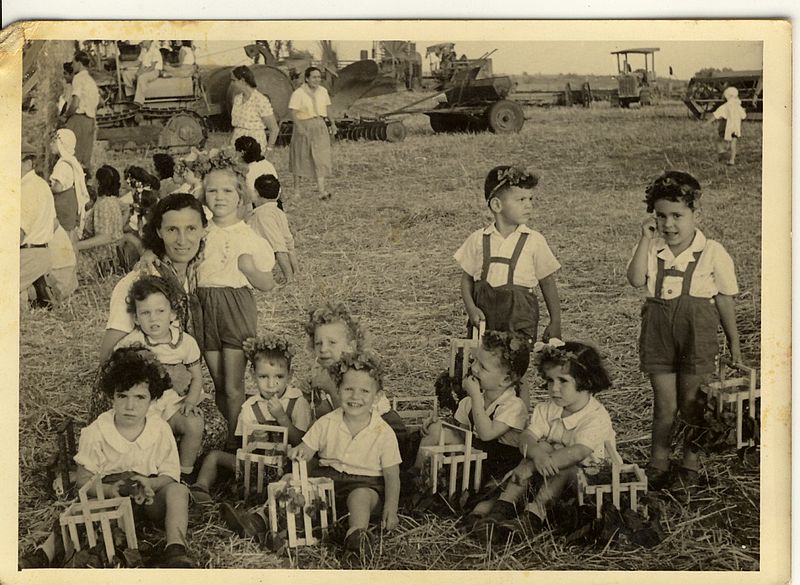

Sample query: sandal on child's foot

[645,464,673,491]
[160,543,195,568]
[220,502,267,540]
[189,483,213,506]
[344,528,375,554]
[727,161,735,166]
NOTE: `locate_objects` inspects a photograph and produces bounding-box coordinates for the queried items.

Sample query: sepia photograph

[0,18,791,582]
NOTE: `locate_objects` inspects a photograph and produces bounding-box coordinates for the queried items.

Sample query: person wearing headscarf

[49,128,91,242]
[708,86,747,166]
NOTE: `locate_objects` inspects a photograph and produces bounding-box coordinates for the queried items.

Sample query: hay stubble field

[18,100,762,570]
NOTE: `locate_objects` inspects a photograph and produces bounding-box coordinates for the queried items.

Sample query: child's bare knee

[165,481,189,500]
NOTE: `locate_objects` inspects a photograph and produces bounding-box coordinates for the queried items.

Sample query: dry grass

[19,102,761,570]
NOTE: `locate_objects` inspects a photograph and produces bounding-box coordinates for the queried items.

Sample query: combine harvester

[682,70,763,120]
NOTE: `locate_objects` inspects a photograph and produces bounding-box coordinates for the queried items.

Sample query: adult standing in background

[20,142,57,308]
[49,129,91,242]
[288,66,336,201]
[229,65,279,155]
[59,51,99,172]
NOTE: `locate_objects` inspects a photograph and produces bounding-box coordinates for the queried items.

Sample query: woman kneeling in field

[20,347,194,568]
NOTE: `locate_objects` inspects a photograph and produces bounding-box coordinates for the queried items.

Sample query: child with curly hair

[455,165,562,409]
[627,171,740,489]
[415,330,529,485]
[190,333,310,505]
[20,347,194,568]
[115,275,205,482]
[473,340,615,542]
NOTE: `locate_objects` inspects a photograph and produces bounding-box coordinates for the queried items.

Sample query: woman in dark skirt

[288,66,336,201]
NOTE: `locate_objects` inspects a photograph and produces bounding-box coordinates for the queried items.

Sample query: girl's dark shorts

[196,287,257,351]
[306,460,385,514]
[639,296,720,375]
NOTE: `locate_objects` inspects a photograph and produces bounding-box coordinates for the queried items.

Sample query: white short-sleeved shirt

[74,410,180,482]
[288,85,331,120]
[302,409,402,477]
[713,100,747,140]
[140,44,163,70]
[70,69,100,118]
[178,46,195,66]
[454,388,528,447]
[231,91,275,131]
[197,221,275,288]
[629,229,739,300]
[115,326,201,367]
[21,170,56,246]
[246,159,278,203]
[235,387,311,436]
[527,396,615,466]
[247,202,295,254]
[454,224,561,289]
[50,159,75,191]
[106,268,188,333]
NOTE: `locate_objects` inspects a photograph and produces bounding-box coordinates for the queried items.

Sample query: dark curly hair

[141,192,208,258]
[232,65,258,88]
[481,330,531,383]
[234,135,264,164]
[125,275,178,315]
[644,170,701,213]
[328,350,384,393]
[484,165,539,203]
[98,346,171,400]
[152,153,175,181]
[124,166,152,188]
[254,174,280,200]
[303,302,366,352]
[95,165,121,198]
[243,334,294,371]
[535,341,611,395]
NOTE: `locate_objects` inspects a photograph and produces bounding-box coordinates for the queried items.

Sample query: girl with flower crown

[193,148,277,449]
[454,165,563,410]
[472,340,615,543]
[189,334,310,506]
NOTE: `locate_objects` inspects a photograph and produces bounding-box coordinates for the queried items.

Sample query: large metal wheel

[486,100,525,133]
[385,120,407,142]
[158,112,207,149]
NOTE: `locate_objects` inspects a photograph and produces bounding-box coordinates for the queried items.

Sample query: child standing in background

[708,86,747,166]
[247,174,298,283]
[455,165,562,409]
[627,171,740,490]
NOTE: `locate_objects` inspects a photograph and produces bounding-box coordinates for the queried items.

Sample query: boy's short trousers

[196,287,257,351]
[639,296,720,375]
[307,462,385,514]
[473,438,523,482]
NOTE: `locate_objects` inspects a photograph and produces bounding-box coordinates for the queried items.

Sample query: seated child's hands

[288,443,313,461]
[120,475,155,505]
[462,374,482,401]
[382,508,399,532]
[466,307,486,328]
[641,217,657,240]
[533,452,559,478]
[266,395,287,422]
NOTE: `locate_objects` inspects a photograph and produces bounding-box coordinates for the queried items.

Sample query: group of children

[23,149,741,567]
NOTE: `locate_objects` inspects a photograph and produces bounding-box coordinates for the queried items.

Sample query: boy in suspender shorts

[455,166,563,409]
[627,171,741,490]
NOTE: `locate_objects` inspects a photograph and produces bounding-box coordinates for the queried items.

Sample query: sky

[195,40,763,79]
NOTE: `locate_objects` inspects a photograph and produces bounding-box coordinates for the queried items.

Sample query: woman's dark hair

[98,346,171,400]
[126,275,177,315]
[304,66,322,81]
[73,51,91,67]
[234,135,264,163]
[152,153,175,180]
[125,166,151,186]
[141,192,207,257]
[232,65,257,88]
[95,165,121,197]
[484,165,539,203]
[536,341,612,395]
[644,170,701,213]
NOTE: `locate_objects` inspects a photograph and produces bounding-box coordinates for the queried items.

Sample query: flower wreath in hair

[532,338,580,369]
[644,172,702,202]
[303,302,366,351]
[101,344,172,389]
[177,147,248,180]
[327,350,384,392]
[243,333,295,365]
[489,166,540,199]
[483,330,531,367]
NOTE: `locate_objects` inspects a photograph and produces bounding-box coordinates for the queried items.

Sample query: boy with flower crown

[455,165,563,409]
